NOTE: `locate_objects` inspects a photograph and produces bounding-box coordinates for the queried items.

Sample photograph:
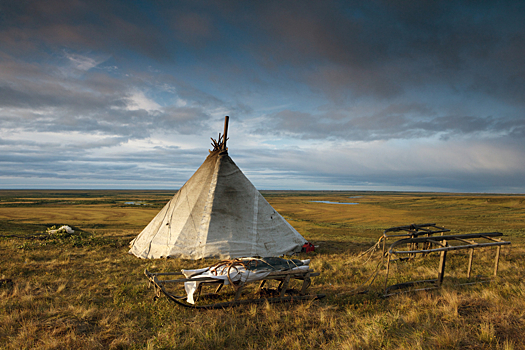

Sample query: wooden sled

[145,266,325,309]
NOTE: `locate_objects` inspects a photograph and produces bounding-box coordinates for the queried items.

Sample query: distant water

[124,201,149,205]
[310,201,359,205]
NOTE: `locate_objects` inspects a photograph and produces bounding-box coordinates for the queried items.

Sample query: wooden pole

[384,254,391,294]
[437,238,448,287]
[382,237,386,264]
[467,248,474,279]
[494,245,501,277]
[222,116,229,151]
[437,250,447,287]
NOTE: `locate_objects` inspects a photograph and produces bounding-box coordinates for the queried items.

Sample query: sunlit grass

[1,190,524,349]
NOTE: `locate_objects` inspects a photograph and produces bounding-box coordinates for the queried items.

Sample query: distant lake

[124,201,150,205]
[310,201,359,205]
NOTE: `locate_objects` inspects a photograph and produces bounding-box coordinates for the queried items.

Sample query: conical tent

[129,119,306,259]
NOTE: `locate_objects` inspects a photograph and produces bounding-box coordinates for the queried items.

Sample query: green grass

[1,190,524,349]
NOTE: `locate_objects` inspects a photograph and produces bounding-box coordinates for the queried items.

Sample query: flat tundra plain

[1,190,524,349]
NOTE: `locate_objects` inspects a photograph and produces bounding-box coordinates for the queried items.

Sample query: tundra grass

[1,190,524,349]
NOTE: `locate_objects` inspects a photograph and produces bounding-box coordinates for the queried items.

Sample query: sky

[1,0,524,193]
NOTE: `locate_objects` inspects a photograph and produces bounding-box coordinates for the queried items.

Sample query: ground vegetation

[1,190,524,349]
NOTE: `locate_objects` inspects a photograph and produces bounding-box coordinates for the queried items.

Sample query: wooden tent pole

[222,116,229,151]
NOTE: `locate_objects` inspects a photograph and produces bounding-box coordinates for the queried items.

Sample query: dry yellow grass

[1,190,524,349]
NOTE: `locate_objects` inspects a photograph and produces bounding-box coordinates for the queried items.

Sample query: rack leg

[382,237,386,264]
[437,250,447,287]
[467,248,474,279]
[494,246,501,277]
[384,255,391,294]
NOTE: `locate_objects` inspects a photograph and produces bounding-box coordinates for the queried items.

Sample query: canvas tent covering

[129,120,306,259]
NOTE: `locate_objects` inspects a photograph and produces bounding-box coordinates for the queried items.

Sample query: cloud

[3,1,524,105]
[170,11,217,48]
[125,91,161,111]
[230,1,525,106]
[0,56,236,139]
[231,137,525,192]
[1,1,525,192]
[258,104,523,143]
[63,51,110,71]
[0,0,171,60]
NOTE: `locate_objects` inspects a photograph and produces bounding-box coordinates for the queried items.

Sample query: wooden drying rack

[382,227,511,296]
